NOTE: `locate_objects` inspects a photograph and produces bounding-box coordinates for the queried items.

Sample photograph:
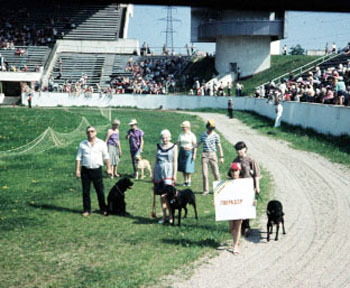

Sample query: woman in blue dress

[152,129,178,224]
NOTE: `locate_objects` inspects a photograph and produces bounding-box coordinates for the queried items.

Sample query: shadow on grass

[162,238,220,248]
[28,203,82,214]
[126,214,156,225]
[0,216,40,231]
[126,214,229,234]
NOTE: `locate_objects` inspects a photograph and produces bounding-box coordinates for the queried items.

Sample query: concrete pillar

[215,36,271,76]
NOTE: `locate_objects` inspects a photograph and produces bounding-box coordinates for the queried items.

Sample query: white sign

[213,178,256,221]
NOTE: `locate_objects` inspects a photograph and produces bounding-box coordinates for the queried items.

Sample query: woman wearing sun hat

[105,119,122,178]
[177,120,197,187]
[126,119,144,177]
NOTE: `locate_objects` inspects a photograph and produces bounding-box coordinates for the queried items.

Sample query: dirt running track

[167,112,350,288]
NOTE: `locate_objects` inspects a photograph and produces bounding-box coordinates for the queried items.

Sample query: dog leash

[255,192,261,200]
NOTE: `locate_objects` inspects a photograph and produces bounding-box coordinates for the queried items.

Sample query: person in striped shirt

[196,120,224,195]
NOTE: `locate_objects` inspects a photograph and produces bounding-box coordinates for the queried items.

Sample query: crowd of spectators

[28,73,95,97]
[188,79,242,97]
[108,56,189,95]
[0,51,44,72]
[255,59,350,106]
[0,9,74,48]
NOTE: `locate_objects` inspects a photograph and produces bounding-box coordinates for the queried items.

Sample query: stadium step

[100,54,115,88]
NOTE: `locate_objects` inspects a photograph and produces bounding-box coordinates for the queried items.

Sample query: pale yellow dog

[134,155,153,180]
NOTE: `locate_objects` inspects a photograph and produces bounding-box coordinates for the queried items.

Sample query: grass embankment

[0,108,271,288]
[241,55,320,95]
[195,108,350,167]
[183,55,320,96]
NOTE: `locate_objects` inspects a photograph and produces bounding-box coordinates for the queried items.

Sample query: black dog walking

[164,185,198,226]
[266,200,286,241]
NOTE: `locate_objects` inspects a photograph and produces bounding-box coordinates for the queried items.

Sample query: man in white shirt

[76,126,112,216]
[274,100,284,128]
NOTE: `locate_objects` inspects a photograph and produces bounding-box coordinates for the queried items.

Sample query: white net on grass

[0,117,93,158]
[99,107,112,121]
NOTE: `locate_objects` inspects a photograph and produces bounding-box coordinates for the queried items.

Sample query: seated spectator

[305,84,315,102]
[322,86,334,104]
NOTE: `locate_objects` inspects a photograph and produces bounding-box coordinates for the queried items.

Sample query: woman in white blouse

[177,121,197,187]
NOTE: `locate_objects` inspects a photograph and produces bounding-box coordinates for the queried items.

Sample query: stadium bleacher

[312,53,350,71]
[0,46,51,71]
[0,2,123,47]
[63,4,123,41]
[50,53,104,88]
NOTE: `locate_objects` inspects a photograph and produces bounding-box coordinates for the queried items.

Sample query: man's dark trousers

[81,166,107,213]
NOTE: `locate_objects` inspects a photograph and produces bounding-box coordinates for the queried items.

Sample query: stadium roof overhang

[46,0,350,13]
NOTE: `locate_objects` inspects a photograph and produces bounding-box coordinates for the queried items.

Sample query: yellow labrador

[134,155,153,180]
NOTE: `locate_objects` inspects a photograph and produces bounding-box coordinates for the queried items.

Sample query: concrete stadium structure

[191,9,287,79]
[27,92,350,137]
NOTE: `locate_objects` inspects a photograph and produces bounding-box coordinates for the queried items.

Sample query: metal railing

[256,51,344,90]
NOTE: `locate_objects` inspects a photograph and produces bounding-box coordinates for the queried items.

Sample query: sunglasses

[87,130,95,133]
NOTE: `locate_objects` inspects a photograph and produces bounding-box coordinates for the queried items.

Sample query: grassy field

[0,107,271,288]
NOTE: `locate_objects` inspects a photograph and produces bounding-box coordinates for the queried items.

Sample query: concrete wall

[271,40,280,55]
[207,73,235,87]
[27,92,350,137]
[0,71,42,82]
[198,20,284,41]
[56,39,139,55]
[215,36,270,75]
[191,9,275,42]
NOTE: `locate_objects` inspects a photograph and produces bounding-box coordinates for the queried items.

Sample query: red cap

[230,162,241,171]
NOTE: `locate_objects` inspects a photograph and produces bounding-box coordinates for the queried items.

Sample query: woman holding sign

[228,141,260,255]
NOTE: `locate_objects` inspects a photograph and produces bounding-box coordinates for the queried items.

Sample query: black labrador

[241,219,251,237]
[107,177,133,216]
[163,185,198,226]
[267,200,286,241]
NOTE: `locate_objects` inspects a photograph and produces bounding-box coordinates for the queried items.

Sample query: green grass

[0,107,271,288]
[236,111,350,166]
[241,55,320,95]
[194,107,350,167]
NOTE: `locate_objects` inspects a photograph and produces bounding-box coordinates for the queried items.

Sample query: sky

[127,5,350,54]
